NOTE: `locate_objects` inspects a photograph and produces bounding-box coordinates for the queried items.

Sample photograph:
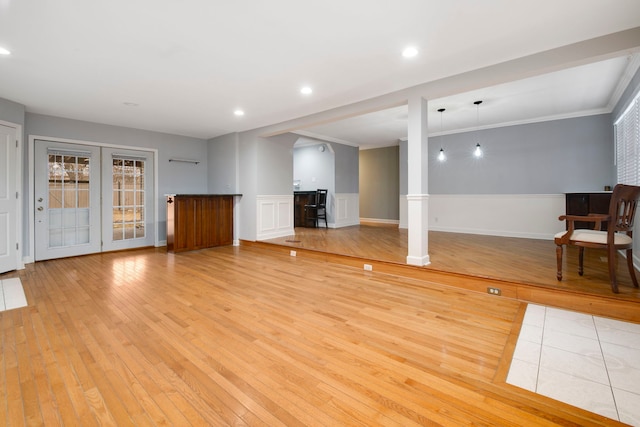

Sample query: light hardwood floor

[0,244,631,425]
[260,224,640,323]
[263,223,640,298]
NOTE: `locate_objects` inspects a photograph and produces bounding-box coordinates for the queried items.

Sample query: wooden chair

[304,189,328,228]
[555,184,640,293]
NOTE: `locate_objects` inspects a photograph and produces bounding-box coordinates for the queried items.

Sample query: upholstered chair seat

[554,229,633,246]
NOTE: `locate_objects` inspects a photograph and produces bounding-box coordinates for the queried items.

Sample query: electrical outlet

[364,264,373,271]
[290,250,296,257]
[487,287,501,296]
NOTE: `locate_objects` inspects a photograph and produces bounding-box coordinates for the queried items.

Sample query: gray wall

[334,143,359,193]
[360,146,399,220]
[399,139,408,195]
[0,97,25,126]
[25,113,209,242]
[428,114,614,194]
[293,144,335,192]
[208,132,239,193]
[237,131,259,241]
[257,133,297,195]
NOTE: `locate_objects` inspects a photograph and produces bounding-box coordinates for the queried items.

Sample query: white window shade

[616,94,640,185]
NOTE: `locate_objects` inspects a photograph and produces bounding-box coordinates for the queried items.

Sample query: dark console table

[565,192,612,230]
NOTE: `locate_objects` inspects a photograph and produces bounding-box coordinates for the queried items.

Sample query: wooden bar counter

[294,191,317,227]
[166,194,241,253]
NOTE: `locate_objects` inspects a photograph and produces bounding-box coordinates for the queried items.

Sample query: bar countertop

[166,194,242,197]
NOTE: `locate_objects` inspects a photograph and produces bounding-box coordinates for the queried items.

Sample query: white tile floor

[0,277,27,312]
[507,304,640,425]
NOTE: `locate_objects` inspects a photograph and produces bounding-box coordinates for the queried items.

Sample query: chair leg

[556,245,563,281]
[608,246,619,293]
[626,249,639,288]
[578,247,584,276]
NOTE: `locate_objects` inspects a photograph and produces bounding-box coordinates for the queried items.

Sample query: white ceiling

[1,1,640,145]
[299,55,640,149]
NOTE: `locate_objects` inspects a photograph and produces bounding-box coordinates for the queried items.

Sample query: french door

[34,140,154,261]
[101,148,154,252]
[34,141,101,260]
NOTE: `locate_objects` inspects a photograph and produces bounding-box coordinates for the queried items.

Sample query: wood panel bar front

[294,191,317,227]
[166,194,239,252]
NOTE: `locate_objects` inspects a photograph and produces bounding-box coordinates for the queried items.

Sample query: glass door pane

[112,158,145,241]
[47,152,92,248]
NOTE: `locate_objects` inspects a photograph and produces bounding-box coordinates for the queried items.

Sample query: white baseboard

[428,225,554,240]
[360,218,399,225]
[406,254,430,266]
[257,228,295,240]
[333,220,360,228]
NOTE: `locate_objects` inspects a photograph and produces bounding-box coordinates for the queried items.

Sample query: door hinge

[16,139,18,147]
[16,191,19,199]
[16,243,19,250]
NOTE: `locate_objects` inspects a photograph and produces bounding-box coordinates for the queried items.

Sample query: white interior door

[34,140,101,261]
[101,148,155,251]
[0,124,18,273]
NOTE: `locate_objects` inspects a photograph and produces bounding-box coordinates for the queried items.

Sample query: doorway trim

[0,119,23,270]
[28,135,159,263]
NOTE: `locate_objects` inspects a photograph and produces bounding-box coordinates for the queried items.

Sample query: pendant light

[473,100,483,158]
[437,108,446,162]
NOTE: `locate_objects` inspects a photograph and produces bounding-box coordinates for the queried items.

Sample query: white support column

[406,96,430,266]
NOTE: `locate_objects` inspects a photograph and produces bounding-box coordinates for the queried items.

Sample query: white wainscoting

[257,194,565,240]
[256,195,294,240]
[428,194,566,240]
[400,194,565,239]
[333,193,360,228]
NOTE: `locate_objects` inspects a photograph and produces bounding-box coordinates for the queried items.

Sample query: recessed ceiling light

[0,47,11,55]
[300,86,313,95]
[234,109,245,116]
[402,46,418,58]
[123,102,139,107]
